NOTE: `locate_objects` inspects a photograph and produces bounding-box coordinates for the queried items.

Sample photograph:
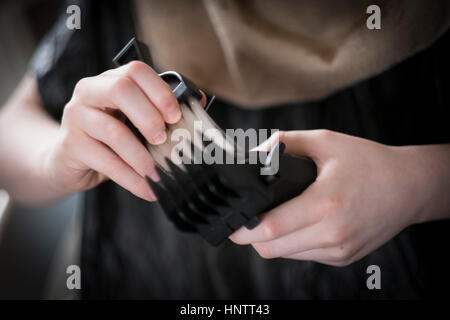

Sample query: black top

[31,0,450,299]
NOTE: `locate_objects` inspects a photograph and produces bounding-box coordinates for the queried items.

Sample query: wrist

[34,139,71,202]
[397,144,450,225]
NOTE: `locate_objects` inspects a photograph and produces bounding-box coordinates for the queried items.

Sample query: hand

[230,130,430,266]
[40,61,204,201]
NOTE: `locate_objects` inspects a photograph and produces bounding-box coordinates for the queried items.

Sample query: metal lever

[113,37,203,104]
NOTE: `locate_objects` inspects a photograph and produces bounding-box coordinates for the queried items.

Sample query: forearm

[400,143,450,224]
[0,75,67,205]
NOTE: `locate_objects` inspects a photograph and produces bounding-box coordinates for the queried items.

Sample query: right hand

[41,61,188,201]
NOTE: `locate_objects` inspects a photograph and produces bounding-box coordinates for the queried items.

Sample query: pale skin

[230,131,450,266]
[0,62,449,267]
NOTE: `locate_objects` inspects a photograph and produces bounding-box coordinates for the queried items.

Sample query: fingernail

[152,131,167,145]
[167,107,181,123]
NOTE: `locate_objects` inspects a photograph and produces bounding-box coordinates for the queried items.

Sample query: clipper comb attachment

[146,143,316,246]
[114,38,317,245]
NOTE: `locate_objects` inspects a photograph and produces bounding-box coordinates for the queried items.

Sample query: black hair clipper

[113,37,317,246]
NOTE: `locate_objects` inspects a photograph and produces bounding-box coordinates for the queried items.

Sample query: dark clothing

[31,0,450,299]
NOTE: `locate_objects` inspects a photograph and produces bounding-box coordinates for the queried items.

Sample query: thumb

[258,130,331,162]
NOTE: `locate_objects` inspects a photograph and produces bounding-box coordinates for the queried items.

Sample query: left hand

[230,130,431,266]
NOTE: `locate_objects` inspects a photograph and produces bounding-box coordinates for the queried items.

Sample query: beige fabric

[134,0,450,108]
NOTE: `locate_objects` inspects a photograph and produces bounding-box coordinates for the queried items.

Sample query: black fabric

[30,0,450,299]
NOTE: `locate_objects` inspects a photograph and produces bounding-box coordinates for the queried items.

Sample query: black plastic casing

[113,37,317,246]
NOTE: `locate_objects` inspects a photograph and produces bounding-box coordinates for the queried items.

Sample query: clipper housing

[114,37,317,245]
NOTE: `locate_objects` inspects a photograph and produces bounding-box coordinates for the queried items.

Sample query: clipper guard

[114,37,317,246]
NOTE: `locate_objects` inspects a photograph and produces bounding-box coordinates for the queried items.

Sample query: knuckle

[153,91,177,111]
[73,77,91,96]
[321,228,347,247]
[253,243,277,259]
[125,60,148,76]
[313,129,333,141]
[317,194,344,218]
[260,219,281,240]
[111,77,134,97]
[328,245,352,261]
[105,121,127,145]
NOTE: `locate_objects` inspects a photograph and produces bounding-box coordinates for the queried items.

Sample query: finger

[229,183,320,244]
[112,61,182,124]
[250,223,335,259]
[288,246,365,267]
[74,132,156,201]
[316,239,374,267]
[256,130,334,161]
[283,248,335,262]
[251,130,281,152]
[280,130,333,159]
[72,105,159,181]
[74,74,167,145]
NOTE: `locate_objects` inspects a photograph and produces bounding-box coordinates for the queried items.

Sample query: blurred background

[0,0,81,299]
